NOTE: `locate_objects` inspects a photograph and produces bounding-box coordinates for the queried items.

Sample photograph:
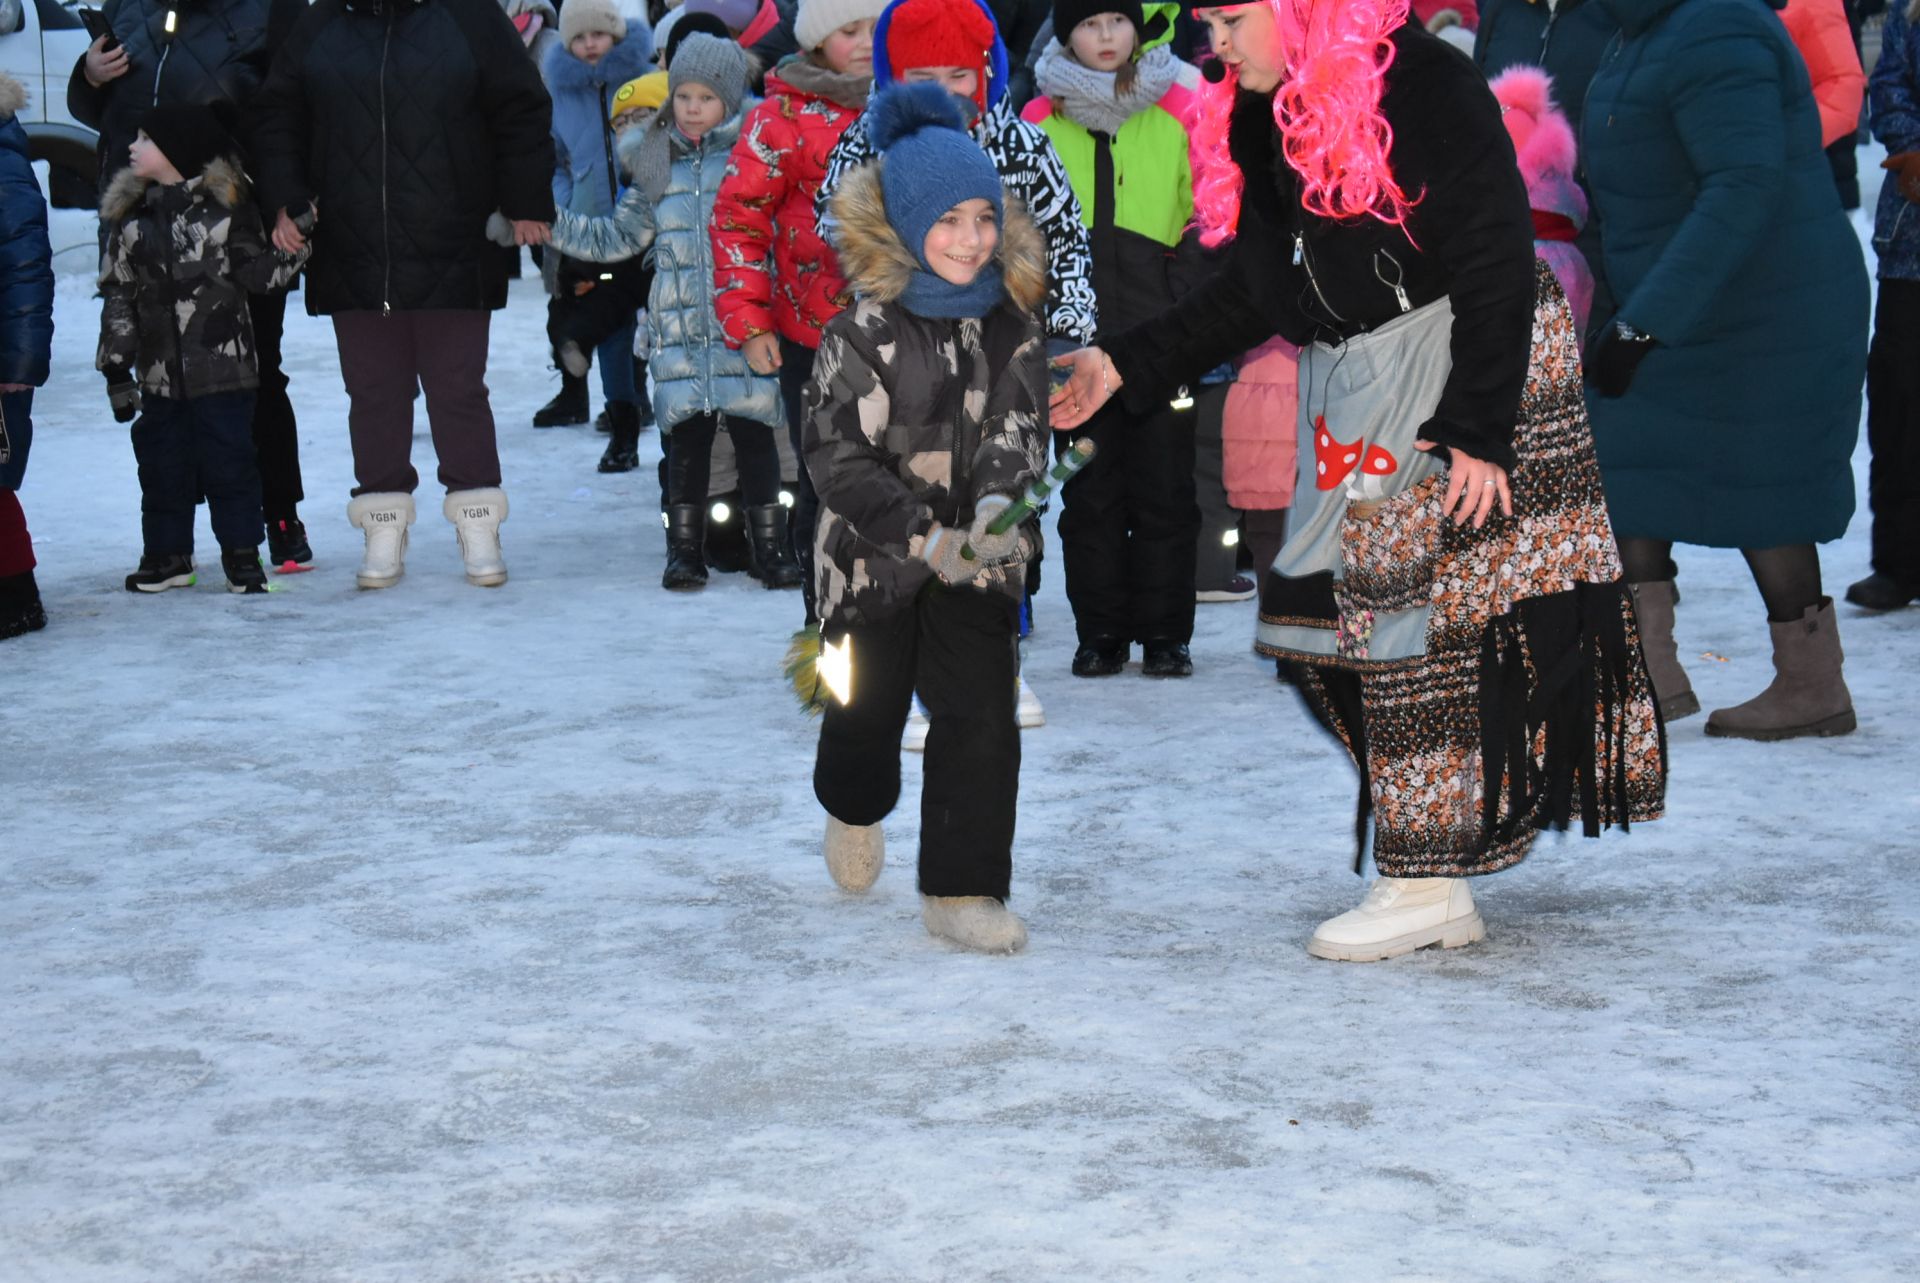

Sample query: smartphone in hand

[78,7,121,52]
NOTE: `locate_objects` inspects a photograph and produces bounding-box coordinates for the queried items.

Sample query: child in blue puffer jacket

[531,34,802,594]
[541,0,653,447]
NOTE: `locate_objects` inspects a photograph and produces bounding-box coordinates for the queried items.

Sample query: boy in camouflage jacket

[97,105,309,595]
[805,85,1047,955]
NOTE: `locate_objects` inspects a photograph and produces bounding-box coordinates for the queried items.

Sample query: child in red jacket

[712,0,887,626]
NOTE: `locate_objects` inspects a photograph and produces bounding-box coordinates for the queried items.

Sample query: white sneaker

[346,491,415,590]
[1016,675,1045,728]
[444,487,508,587]
[922,895,1028,954]
[1306,876,1485,962]
[823,815,884,893]
[902,697,930,753]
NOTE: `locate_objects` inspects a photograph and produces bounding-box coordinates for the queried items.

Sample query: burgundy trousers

[332,309,501,496]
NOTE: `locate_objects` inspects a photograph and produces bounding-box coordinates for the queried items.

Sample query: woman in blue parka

[1581,0,1869,742]
[0,72,55,641]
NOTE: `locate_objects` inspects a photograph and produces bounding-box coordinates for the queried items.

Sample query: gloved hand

[1584,317,1658,399]
[959,494,1021,562]
[1882,151,1920,204]
[484,210,518,247]
[106,373,140,424]
[919,523,983,587]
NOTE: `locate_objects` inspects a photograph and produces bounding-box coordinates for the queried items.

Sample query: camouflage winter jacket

[97,158,309,399]
[803,163,1049,627]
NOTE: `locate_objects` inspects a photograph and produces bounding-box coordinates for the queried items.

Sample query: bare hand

[512,220,550,247]
[272,208,308,254]
[1416,440,1512,528]
[83,37,130,88]
[1047,346,1117,430]
[0,382,31,394]
[742,333,782,376]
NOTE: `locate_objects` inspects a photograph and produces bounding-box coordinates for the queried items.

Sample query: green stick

[960,437,1097,561]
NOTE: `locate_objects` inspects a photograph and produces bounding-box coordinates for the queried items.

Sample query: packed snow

[3,164,1917,1282]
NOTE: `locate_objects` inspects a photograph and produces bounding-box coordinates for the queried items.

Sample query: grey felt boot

[1705,598,1856,741]
[1629,580,1699,721]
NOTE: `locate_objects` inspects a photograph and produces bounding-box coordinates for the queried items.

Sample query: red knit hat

[884,0,997,111]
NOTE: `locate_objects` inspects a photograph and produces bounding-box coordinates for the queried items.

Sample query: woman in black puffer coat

[252,0,556,591]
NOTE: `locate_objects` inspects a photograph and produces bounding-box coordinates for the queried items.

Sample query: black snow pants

[1867,279,1920,589]
[814,585,1022,901]
[1056,395,1199,646]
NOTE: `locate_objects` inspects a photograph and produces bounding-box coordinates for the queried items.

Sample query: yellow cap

[610,72,670,120]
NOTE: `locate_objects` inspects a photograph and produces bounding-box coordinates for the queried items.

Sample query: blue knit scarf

[897,263,1007,320]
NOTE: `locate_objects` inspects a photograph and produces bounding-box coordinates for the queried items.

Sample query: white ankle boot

[346,491,414,589]
[823,815,884,892]
[1306,876,1485,962]
[1016,676,1045,728]
[922,896,1028,954]
[444,487,508,587]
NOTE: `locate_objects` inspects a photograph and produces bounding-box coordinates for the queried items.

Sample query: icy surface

[3,169,1918,1282]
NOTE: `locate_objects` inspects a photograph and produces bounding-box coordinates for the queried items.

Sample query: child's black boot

[598,401,643,473]
[532,369,590,427]
[746,503,804,590]
[125,553,196,593]
[222,548,270,595]
[267,515,313,571]
[663,504,708,590]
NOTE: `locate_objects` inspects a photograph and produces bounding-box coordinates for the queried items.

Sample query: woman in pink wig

[1052,0,1665,962]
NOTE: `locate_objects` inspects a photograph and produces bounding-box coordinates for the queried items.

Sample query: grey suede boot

[1705,598,1857,741]
[1629,580,1700,721]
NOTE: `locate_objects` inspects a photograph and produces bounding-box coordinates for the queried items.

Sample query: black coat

[1102,24,1536,469]
[67,0,306,194]
[251,0,555,315]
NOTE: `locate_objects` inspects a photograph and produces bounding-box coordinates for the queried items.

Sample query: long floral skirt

[1259,262,1667,877]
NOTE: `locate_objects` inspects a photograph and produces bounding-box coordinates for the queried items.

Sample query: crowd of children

[0,0,1808,964]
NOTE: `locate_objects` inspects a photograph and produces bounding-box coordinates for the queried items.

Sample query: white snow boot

[1306,876,1485,962]
[444,487,508,587]
[346,491,415,590]
[922,896,1028,954]
[1015,675,1045,728]
[823,815,884,893]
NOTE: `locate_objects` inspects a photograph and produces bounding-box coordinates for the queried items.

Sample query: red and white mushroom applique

[1313,415,1400,499]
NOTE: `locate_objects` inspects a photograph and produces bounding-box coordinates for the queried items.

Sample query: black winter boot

[663,503,708,590]
[222,547,270,595]
[598,402,642,473]
[746,503,804,589]
[532,371,590,427]
[0,569,46,639]
[266,515,313,570]
[125,553,196,593]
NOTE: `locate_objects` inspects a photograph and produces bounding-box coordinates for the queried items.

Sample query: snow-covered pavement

[3,196,1918,1281]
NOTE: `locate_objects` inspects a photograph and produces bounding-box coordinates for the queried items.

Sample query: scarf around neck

[898,263,1006,320]
[1033,40,1181,137]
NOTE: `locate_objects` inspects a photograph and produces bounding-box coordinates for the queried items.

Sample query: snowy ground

[4,172,1919,1283]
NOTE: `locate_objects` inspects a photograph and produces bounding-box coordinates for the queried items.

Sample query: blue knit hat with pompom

[872,82,1004,271]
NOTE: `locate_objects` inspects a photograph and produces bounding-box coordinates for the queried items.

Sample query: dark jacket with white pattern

[96,157,308,397]
[804,164,1049,626]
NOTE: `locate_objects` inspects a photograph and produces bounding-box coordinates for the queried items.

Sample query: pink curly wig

[1190,0,1417,248]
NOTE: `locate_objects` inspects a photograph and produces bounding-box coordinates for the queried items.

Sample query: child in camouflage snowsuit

[805,84,1048,955]
[97,104,309,595]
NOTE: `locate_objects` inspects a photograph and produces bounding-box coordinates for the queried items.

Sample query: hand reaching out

[1047,346,1118,430]
[1414,441,1511,528]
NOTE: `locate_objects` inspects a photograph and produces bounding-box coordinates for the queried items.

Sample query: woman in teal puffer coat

[1581,0,1869,742]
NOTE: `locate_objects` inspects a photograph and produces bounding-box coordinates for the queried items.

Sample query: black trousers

[667,413,781,507]
[248,288,303,520]
[1868,279,1920,587]
[1056,396,1199,645]
[132,390,263,554]
[814,587,1022,900]
[778,336,821,621]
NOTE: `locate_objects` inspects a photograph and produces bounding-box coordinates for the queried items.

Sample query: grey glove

[920,523,987,587]
[959,494,1021,563]
[106,373,140,424]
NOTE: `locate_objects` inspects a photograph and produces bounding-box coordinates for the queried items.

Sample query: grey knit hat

[668,32,749,119]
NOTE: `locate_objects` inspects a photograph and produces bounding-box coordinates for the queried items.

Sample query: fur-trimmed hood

[828,161,1045,312]
[0,73,26,124]
[101,156,252,222]
[542,31,655,95]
